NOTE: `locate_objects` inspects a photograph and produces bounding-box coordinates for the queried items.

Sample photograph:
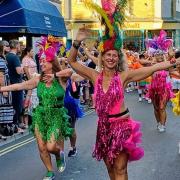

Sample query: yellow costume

[171,91,180,116]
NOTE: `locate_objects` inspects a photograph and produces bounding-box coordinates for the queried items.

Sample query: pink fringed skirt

[146,71,174,109]
[92,116,144,164]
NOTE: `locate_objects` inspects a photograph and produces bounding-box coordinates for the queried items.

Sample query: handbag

[0,124,14,136]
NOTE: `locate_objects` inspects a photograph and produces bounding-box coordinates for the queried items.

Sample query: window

[176,0,180,12]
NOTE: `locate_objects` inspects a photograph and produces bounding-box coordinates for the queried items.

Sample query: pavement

[0,92,180,180]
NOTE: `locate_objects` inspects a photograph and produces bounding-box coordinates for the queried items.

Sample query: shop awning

[0,0,67,37]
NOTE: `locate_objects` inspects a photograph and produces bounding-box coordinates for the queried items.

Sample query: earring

[116,64,119,71]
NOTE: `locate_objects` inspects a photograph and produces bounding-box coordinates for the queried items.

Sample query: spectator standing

[2,40,10,56]
[6,40,24,132]
[21,47,39,128]
[170,50,180,93]
[0,41,14,139]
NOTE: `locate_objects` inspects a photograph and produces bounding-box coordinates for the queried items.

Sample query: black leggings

[12,91,23,125]
[68,115,77,129]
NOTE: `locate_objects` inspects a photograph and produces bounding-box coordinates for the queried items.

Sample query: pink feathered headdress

[146,30,173,55]
[101,0,117,15]
[36,35,60,62]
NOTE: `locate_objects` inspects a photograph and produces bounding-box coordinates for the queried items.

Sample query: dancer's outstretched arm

[0,76,39,92]
[125,58,180,84]
[55,68,73,78]
[71,73,85,82]
[42,68,73,83]
[67,28,98,84]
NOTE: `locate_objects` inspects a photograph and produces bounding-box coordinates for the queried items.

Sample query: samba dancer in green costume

[0,36,73,180]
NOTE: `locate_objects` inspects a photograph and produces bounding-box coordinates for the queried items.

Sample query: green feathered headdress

[83,0,127,52]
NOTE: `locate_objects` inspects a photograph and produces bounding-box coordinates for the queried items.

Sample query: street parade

[0,0,180,180]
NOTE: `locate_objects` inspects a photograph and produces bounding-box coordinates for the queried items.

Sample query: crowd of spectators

[0,38,179,141]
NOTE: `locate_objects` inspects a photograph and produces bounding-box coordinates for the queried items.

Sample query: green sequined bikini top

[37,79,65,108]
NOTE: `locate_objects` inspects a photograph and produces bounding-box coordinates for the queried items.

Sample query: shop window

[123,30,145,51]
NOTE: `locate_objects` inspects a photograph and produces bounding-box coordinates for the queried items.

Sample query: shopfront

[122,30,145,51]
[122,21,180,50]
[0,0,67,46]
[66,22,101,48]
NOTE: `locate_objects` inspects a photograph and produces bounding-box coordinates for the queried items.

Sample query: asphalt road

[0,92,180,180]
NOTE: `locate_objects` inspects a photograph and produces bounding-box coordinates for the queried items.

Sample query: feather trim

[83,0,114,37]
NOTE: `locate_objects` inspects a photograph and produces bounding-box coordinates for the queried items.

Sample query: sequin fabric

[32,79,73,142]
[146,70,174,109]
[93,72,144,164]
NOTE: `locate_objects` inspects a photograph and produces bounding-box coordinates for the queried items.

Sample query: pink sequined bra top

[94,72,125,117]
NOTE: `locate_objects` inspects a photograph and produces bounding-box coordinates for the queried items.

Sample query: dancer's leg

[35,128,53,171]
[103,157,115,180]
[113,152,128,180]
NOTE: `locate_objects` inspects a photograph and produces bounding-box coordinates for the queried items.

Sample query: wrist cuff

[73,40,81,50]
[54,73,58,79]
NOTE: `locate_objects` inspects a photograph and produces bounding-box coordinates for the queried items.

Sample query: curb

[0,130,30,148]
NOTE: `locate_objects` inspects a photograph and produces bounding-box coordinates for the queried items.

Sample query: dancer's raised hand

[75,28,91,42]
[42,74,54,83]
[168,46,175,57]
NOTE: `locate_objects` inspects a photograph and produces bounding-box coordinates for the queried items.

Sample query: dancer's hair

[21,47,32,60]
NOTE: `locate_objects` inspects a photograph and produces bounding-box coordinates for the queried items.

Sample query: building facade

[60,0,180,50]
[61,0,101,48]
[123,0,180,50]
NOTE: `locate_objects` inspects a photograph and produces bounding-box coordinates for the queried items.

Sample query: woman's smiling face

[102,50,119,69]
[40,59,52,73]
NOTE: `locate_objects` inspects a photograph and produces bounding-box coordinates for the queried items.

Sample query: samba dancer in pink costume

[66,1,180,179]
[68,33,180,180]
[146,30,174,132]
